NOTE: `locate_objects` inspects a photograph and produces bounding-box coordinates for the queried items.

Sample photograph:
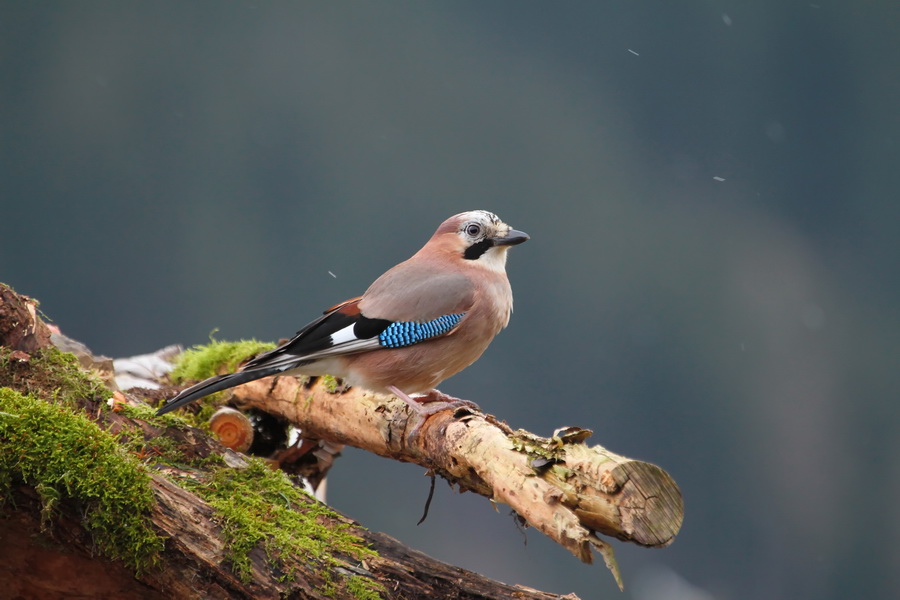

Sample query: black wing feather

[156,297,392,415]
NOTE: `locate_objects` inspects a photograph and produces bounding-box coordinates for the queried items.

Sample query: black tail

[156,366,283,416]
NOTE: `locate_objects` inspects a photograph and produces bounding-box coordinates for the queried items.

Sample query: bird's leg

[387,386,480,439]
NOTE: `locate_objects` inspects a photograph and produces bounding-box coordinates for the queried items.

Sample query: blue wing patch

[378,313,465,348]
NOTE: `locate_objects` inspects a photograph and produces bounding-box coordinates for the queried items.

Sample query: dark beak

[493,229,530,247]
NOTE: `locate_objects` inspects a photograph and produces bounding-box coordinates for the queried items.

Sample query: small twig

[417,470,436,526]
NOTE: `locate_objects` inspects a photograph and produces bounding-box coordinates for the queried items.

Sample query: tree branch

[227,375,684,586]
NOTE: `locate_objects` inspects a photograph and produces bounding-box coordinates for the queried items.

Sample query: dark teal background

[2,2,898,599]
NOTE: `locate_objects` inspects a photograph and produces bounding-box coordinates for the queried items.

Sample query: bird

[156,210,529,429]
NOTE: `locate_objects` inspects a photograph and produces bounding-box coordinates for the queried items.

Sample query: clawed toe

[387,386,480,441]
[419,389,481,412]
[403,399,459,440]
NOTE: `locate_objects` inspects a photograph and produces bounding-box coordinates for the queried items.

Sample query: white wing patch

[329,323,359,346]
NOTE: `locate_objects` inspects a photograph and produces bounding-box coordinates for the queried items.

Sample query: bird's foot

[387,386,480,440]
[418,389,481,412]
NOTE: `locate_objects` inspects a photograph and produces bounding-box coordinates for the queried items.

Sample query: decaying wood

[3,457,576,600]
[0,284,52,353]
[1,485,167,600]
[228,376,684,574]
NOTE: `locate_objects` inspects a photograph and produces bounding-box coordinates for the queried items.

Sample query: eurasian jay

[156,210,528,424]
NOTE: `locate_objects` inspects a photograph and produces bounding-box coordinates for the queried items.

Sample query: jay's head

[429,210,529,272]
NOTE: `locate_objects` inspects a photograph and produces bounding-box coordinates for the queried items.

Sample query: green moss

[179,458,380,595]
[319,570,339,597]
[114,421,186,466]
[118,402,162,421]
[318,571,385,600]
[345,575,386,600]
[321,374,339,393]
[0,346,108,409]
[115,402,199,437]
[170,338,275,384]
[0,388,164,572]
[167,339,276,422]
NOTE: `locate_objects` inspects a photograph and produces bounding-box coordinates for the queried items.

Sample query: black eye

[465,223,482,237]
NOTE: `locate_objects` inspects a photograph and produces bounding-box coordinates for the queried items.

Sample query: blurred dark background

[2,2,898,599]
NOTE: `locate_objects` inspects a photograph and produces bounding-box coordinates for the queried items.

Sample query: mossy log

[1,421,579,600]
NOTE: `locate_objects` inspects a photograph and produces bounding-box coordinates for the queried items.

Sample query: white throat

[474,246,510,274]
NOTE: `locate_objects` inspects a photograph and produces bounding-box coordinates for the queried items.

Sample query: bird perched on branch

[156,210,529,430]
